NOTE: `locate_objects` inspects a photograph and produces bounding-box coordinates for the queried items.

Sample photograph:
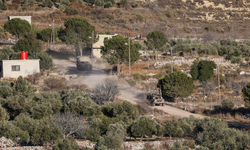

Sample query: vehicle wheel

[162,103,165,106]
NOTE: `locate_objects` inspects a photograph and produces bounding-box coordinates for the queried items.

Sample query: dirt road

[53,58,204,118]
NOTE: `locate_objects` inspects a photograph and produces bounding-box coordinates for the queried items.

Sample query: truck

[76,56,92,71]
[147,89,165,106]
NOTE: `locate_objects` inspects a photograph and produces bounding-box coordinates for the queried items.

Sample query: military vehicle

[147,89,165,106]
[76,56,92,71]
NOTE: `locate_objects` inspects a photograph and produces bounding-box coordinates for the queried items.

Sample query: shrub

[64,6,80,15]
[127,80,136,87]
[221,99,235,110]
[0,3,8,10]
[154,72,164,79]
[162,64,181,73]
[35,51,53,70]
[136,14,144,22]
[104,1,112,8]
[60,0,69,5]
[133,73,141,80]
[27,73,40,84]
[94,0,104,7]
[44,77,66,90]
[42,0,54,7]
[97,123,125,149]
[53,137,79,150]
[132,3,138,8]
[0,121,30,143]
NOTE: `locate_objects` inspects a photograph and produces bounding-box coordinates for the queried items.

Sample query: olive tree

[190,60,216,82]
[129,115,157,141]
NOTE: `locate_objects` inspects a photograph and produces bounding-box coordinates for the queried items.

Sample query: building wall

[8,16,31,24]
[1,60,40,78]
[93,34,117,58]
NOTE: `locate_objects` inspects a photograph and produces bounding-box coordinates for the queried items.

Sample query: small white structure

[93,34,117,58]
[0,59,40,78]
[8,16,31,24]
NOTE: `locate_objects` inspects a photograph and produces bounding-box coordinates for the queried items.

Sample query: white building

[0,59,40,78]
[8,16,31,24]
[93,34,117,58]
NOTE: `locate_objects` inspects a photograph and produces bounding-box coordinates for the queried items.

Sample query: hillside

[1,0,250,38]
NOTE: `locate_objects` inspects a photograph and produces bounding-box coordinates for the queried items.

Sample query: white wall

[93,34,117,58]
[1,60,40,78]
[8,16,31,24]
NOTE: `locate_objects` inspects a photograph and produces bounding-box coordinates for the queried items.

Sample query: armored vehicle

[76,56,92,71]
[147,89,165,106]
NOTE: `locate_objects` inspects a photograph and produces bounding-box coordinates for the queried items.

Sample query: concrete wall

[1,60,40,78]
[93,34,117,58]
[8,16,31,24]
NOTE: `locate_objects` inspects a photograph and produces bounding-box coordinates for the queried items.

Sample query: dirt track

[53,58,204,118]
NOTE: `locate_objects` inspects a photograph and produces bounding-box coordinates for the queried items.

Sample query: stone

[0,136,15,148]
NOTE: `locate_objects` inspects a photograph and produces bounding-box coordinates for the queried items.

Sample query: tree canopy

[4,18,31,38]
[158,71,195,101]
[58,18,97,56]
[12,33,42,55]
[101,35,140,74]
[145,30,168,60]
[242,82,250,108]
[190,59,217,82]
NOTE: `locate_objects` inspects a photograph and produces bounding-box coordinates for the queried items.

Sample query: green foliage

[13,113,63,144]
[104,1,112,8]
[101,35,140,68]
[60,89,97,115]
[42,0,54,8]
[120,0,128,6]
[53,137,79,150]
[162,63,181,73]
[12,34,43,56]
[64,6,81,15]
[221,99,235,110]
[97,123,125,149]
[4,18,31,38]
[129,115,158,140]
[169,141,189,150]
[102,101,139,120]
[190,60,216,82]
[0,3,8,10]
[37,28,52,42]
[85,116,102,141]
[158,71,195,99]
[59,18,96,56]
[0,106,9,121]
[127,80,136,87]
[95,0,104,7]
[36,51,54,70]
[60,0,69,6]
[242,82,250,108]
[145,30,168,50]
[0,121,29,143]
[136,14,144,22]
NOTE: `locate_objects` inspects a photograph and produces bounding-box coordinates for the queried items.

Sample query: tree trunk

[117,60,120,75]
[140,135,143,141]
[155,48,157,60]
